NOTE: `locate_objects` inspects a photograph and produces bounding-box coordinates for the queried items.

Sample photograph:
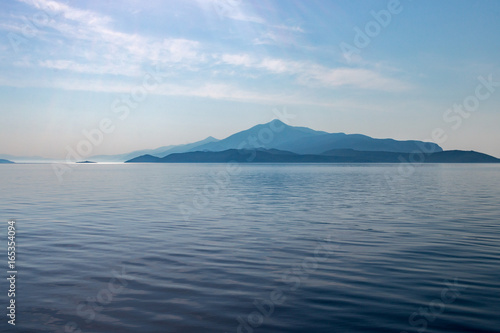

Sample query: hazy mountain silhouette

[322,149,499,163]
[421,150,500,163]
[0,159,14,164]
[89,136,219,162]
[88,120,446,162]
[185,119,442,154]
[126,148,500,164]
[155,136,219,156]
[2,120,497,165]
[0,154,52,163]
[127,149,329,163]
[276,133,443,154]
[12,120,491,163]
[187,120,328,152]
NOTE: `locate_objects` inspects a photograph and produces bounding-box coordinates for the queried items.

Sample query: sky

[0,0,499,159]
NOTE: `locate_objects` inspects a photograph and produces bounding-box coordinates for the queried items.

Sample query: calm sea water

[0,164,499,333]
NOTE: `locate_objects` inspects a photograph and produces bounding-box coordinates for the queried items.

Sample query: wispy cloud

[38,59,142,76]
[219,54,254,67]
[195,0,265,23]
[273,24,304,33]
[193,0,305,47]
[218,54,410,91]
[2,0,411,99]
[12,0,205,74]
[296,67,410,91]
[0,71,390,111]
[18,0,111,26]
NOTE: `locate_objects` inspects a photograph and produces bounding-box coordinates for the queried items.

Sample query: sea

[0,163,499,333]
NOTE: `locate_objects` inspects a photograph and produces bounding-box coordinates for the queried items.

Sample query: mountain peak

[264,118,294,129]
[268,118,287,126]
[249,118,289,130]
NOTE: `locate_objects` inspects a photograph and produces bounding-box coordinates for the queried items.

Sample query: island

[0,159,14,164]
[76,161,97,164]
[125,149,500,164]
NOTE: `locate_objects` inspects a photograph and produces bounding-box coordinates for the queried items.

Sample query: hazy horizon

[1,0,499,159]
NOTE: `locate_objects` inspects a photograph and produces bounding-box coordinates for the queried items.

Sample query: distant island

[126,148,500,164]
[90,119,448,163]
[0,159,14,164]
[120,119,499,164]
[3,120,500,164]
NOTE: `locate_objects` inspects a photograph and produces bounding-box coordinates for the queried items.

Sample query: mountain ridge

[120,119,443,162]
[125,148,500,164]
[0,154,51,163]
[85,119,446,161]
[187,120,329,152]
[7,120,496,163]
[89,136,219,162]
[184,119,443,155]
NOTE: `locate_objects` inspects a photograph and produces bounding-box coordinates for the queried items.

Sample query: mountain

[0,159,14,164]
[125,149,500,164]
[88,120,444,162]
[277,133,443,154]
[125,154,161,163]
[0,154,53,163]
[322,149,500,163]
[89,136,219,162]
[127,149,328,163]
[185,120,443,154]
[154,136,220,156]
[422,150,500,163]
[89,146,175,163]
[186,120,328,152]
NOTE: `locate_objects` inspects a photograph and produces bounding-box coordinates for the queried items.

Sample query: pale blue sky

[1,0,499,158]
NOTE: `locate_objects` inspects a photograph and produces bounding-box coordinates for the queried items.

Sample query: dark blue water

[0,164,499,333]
